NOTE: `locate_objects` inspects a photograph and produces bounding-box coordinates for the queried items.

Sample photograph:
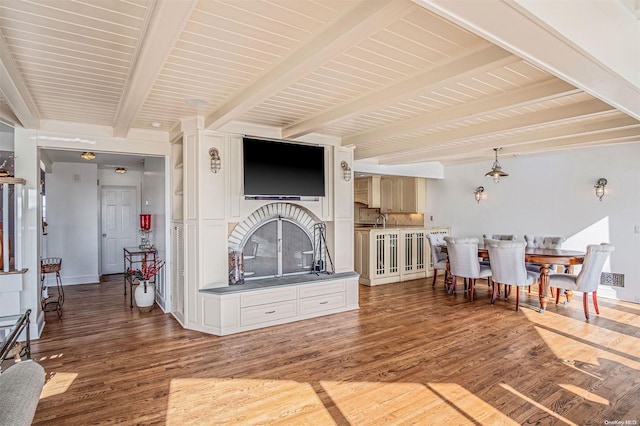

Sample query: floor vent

[601,272,624,287]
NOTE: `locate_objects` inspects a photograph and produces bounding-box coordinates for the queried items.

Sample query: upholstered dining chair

[427,233,448,289]
[443,236,492,301]
[484,238,540,312]
[483,234,518,241]
[549,243,614,320]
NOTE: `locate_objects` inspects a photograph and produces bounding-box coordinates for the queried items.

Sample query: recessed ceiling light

[80,151,96,160]
[150,121,162,128]
[184,98,208,107]
[115,167,127,174]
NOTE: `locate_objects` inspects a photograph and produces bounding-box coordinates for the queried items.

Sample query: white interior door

[101,186,138,274]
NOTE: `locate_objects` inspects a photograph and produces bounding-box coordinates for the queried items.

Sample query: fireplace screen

[243,218,314,279]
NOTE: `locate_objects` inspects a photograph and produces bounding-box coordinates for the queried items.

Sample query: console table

[123,247,157,308]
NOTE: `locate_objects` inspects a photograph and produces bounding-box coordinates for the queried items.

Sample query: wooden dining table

[440,244,586,312]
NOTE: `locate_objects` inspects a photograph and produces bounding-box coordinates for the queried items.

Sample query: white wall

[427,143,640,303]
[46,162,99,285]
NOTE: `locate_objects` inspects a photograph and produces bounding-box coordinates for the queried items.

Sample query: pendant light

[485,148,508,183]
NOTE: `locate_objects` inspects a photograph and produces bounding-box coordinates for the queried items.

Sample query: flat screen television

[243,137,325,198]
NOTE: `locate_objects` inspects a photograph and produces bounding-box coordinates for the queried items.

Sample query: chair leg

[448,276,456,295]
[592,291,599,315]
[469,278,475,301]
[583,292,590,320]
[515,287,520,312]
[432,269,438,287]
[491,281,498,305]
[555,288,561,305]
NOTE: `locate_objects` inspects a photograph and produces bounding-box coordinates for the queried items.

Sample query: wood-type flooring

[24,275,640,425]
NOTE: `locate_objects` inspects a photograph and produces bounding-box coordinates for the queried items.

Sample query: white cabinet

[354,176,381,208]
[355,226,450,286]
[200,273,359,335]
[380,177,426,213]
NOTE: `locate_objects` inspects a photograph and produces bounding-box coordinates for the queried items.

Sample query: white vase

[134,280,155,312]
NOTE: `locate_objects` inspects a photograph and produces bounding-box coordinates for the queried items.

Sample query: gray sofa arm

[0,360,45,426]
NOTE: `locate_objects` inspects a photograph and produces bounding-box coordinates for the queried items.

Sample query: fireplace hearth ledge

[200,271,359,294]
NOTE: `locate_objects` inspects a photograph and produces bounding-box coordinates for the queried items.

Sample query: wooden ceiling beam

[283,44,516,140]
[355,98,616,160]
[0,34,40,129]
[344,79,579,146]
[204,0,417,131]
[378,114,640,164]
[112,0,198,138]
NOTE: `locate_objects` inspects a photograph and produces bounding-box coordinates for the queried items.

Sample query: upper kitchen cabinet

[380,177,426,214]
[354,176,381,208]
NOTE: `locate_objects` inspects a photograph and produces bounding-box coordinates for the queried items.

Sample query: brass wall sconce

[209,147,221,173]
[114,167,127,174]
[80,151,96,160]
[474,186,484,204]
[485,147,508,183]
[594,178,607,201]
[341,161,352,182]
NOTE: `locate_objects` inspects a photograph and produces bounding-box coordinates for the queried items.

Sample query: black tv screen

[243,137,325,198]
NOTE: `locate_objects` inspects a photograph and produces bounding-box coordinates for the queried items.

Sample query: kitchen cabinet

[380,177,426,213]
[355,226,450,286]
[354,176,381,208]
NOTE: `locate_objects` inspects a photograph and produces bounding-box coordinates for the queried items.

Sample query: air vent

[601,272,624,287]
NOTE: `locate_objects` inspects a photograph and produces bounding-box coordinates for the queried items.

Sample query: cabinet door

[373,231,399,278]
[380,177,400,212]
[400,230,427,280]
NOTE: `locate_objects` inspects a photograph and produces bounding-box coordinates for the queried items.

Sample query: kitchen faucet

[376,213,387,229]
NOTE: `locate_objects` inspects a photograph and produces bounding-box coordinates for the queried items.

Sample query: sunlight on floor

[558,384,609,406]
[522,307,640,371]
[166,378,519,425]
[166,378,334,425]
[40,372,78,399]
[500,384,578,426]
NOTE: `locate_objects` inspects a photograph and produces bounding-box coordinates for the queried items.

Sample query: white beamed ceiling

[0,0,638,166]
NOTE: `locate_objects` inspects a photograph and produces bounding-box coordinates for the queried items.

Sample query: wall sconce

[80,151,96,160]
[474,186,484,203]
[209,147,221,173]
[594,178,607,201]
[341,161,352,182]
[114,167,127,174]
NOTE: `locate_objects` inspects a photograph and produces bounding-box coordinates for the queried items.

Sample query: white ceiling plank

[356,98,616,160]
[344,79,579,146]
[283,44,516,139]
[0,33,40,128]
[204,0,417,131]
[413,0,640,120]
[113,0,198,138]
[0,101,20,127]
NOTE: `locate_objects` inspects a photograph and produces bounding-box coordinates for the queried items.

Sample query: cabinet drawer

[240,287,297,307]
[241,300,297,326]
[299,281,345,299]
[299,292,346,315]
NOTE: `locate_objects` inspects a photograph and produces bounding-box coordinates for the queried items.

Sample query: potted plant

[128,253,165,312]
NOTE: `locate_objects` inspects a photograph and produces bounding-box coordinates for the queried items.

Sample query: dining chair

[549,243,614,320]
[484,238,540,312]
[481,234,517,294]
[427,233,448,289]
[443,236,492,301]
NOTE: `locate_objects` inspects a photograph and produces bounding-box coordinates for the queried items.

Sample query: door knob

[102,233,107,237]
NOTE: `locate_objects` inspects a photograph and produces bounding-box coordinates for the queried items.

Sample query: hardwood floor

[26,276,640,425]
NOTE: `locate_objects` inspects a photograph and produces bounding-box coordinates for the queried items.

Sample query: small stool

[41,257,64,318]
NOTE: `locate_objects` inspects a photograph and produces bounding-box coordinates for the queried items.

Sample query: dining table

[440,244,586,312]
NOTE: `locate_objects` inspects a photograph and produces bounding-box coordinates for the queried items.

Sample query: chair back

[525,235,564,249]
[444,236,481,278]
[427,233,447,264]
[576,243,615,292]
[484,239,529,285]
[483,234,517,241]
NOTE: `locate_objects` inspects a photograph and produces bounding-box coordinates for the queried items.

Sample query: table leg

[538,264,551,312]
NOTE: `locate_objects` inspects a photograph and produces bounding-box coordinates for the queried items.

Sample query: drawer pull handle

[265,310,275,314]
[320,301,328,305]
